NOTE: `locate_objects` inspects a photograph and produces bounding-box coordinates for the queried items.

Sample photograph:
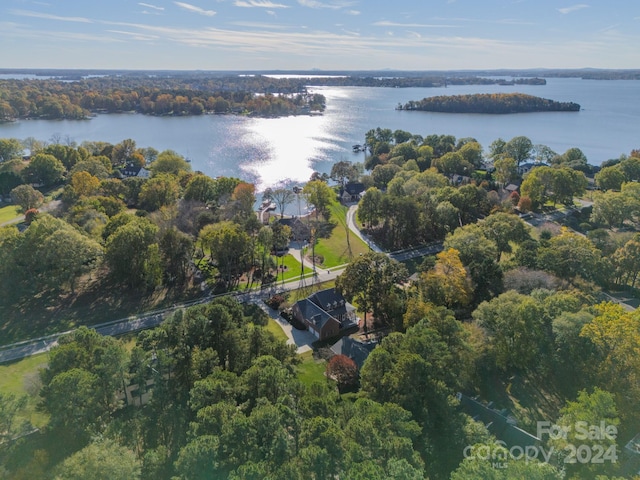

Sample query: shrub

[265,294,286,310]
[326,354,359,392]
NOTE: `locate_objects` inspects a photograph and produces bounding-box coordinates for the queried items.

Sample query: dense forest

[1,129,640,478]
[0,76,326,121]
[398,93,580,114]
[0,73,548,122]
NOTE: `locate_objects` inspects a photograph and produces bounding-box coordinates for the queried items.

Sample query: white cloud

[174,2,216,16]
[234,0,289,7]
[558,4,589,14]
[9,9,93,23]
[297,0,355,10]
[346,10,360,16]
[229,21,290,28]
[373,21,457,28]
[107,30,160,41]
[138,2,165,10]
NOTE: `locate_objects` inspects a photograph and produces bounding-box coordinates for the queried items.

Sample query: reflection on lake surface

[1,78,639,189]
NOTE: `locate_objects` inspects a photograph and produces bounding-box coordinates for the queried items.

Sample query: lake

[1,77,639,189]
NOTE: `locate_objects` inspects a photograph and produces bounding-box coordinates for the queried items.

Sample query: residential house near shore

[292,288,358,340]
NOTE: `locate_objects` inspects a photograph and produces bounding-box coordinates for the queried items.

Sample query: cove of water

[1,77,639,189]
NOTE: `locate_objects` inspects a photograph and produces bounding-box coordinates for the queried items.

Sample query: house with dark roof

[120,163,151,178]
[278,217,312,242]
[331,336,378,369]
[292,288,358,340]
[339,182,366,203]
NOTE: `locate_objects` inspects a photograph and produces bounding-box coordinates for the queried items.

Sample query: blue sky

[1,0,639,70]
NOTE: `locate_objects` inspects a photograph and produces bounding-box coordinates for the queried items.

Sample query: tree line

[0,76,326,121]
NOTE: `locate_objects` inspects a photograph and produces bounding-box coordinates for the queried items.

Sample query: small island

[397,93,580,114]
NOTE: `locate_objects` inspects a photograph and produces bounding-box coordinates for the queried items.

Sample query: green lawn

[0,354,50,429]
[314,204,369,267]
[277,253,313,281]
[266,318,289,343]
[296,350,329,387]
[0,205,21,224]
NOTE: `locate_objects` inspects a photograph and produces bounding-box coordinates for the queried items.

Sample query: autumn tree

[537,228,602,282]
[159,226,193,284]
[551,146,588,171]
[69,156,112,179]
[227,181,256,221]
[199,221,251,290]
[581,303,640,423]
[493,156,518,187]
[357,187,383,228]
[70,171,100,197]
[549,388,620,478]
[595,165,626,191]
[10,184,43,211]
[326,355,359,392]
[432,152,473,177]
[0,138,24,162]
[504,135,533,165]
[111,138,137,166]
[330,160,360,186]
[303,180,335,220]
[40,327,128,443]
[480,212,531,261]
[150,149,191,175]
[183,174,217,204]
[419,248,472,309]
[105,216,161,288]
[590,190,634,229]
[473,290,551,371]
[267,186,295,218]
[336,252,408,330]
[139,174,180,211]
[458,141,484,168]
[444,224,503,303]
[22,153,66,186]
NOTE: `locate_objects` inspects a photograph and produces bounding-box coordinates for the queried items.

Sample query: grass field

[0,205,21,224]
[296,350,328,387]
[0,354,50,429]
[314,204,369,267]
[278,253,313,281]
[265,318,289,343]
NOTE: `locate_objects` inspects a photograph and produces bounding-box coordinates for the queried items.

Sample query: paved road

[0,268,347,363]
[0,206,441,363]
[346,205,383,253]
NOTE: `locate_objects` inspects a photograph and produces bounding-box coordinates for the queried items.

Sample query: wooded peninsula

[398,93,581,114]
